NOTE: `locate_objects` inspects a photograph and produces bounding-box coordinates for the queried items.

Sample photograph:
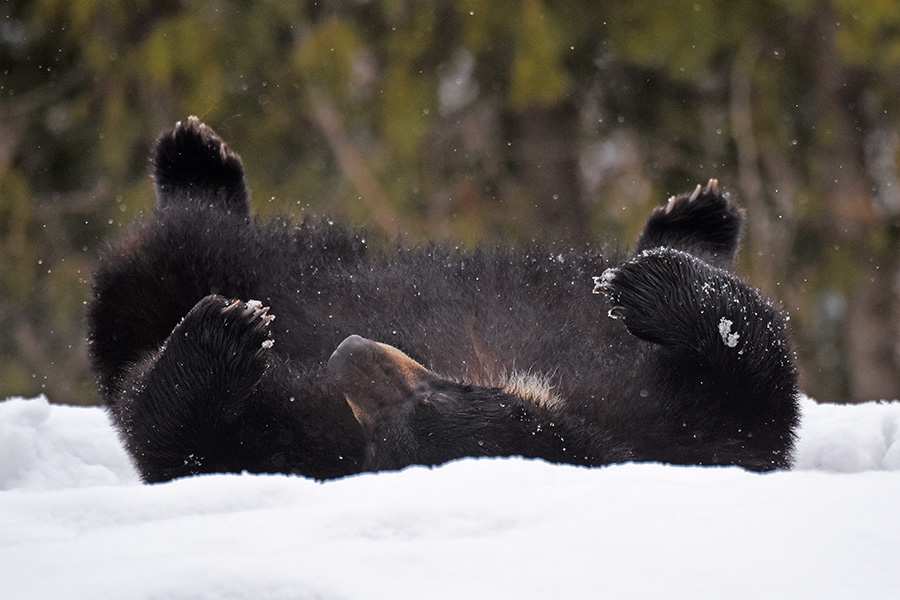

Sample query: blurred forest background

[2,0,899,405]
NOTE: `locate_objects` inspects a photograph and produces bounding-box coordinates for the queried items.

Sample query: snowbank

[1,395,899,599]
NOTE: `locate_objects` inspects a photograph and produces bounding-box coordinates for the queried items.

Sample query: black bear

[87,117,799,483]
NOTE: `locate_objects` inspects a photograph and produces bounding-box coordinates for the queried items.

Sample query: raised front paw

[166,295,276,408]
[594,248,719,347]
[634,179,744,269]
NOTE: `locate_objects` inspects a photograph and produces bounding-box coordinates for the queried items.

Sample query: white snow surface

[1,395,899,599]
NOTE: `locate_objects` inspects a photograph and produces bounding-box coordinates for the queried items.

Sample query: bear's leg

[633,179,744,270]
[88,118,262,401]
[110,295,274,482]
[596,248,799,470]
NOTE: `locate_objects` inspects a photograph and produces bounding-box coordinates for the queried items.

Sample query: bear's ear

[327,335,437,428]
[151,116,250,218]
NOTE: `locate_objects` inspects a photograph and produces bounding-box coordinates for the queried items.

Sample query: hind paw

[152,117,249,216]
[635,179,743,268]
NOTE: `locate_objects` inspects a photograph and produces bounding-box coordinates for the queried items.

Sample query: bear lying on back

[87,117,799,483]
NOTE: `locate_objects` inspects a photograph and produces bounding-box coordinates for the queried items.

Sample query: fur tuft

[500,370,563,411]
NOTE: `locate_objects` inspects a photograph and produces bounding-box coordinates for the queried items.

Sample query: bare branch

[307,88,399,237]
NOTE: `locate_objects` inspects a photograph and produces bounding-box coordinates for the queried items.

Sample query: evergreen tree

[1,0,897,404]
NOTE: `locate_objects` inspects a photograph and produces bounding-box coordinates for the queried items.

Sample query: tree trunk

[810,5,899,402]
[507,102,591,243]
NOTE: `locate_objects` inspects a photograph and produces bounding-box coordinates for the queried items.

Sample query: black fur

[152,116,250,217]
[88,118,800,482]
[633,183,744,269]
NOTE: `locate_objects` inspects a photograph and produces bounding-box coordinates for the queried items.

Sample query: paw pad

[219,297,276,353]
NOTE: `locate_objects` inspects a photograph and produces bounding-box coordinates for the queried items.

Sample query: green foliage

[2,0,899,404]
[295,19,361,94]
[509,0,571,108]
[0,171,36,298]
[833,0,900,67]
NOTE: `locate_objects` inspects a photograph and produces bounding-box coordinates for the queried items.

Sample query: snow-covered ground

[1,395,898,600]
